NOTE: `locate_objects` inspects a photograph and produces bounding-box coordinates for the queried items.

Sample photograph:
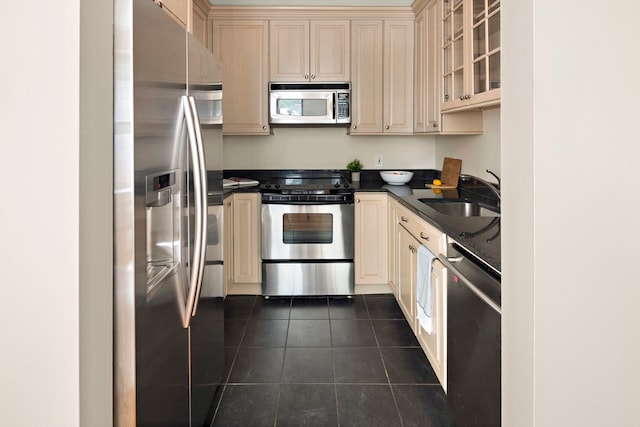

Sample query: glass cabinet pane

[473,22,486,59]
[474,58,486,94]
[453,38,464,69]
[473,0,485,24]
[454,4,464,38]
[443,45,451,73]
[444,75,451,101]
[444,0,451,16]
[488,0,500,14]
[454,70,464,100]
[488,12,500,51]
[489,53,500,89]
[444,15,452,43]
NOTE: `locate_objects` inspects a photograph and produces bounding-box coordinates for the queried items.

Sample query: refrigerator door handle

[181,95,207,328]
[188,95,208,317]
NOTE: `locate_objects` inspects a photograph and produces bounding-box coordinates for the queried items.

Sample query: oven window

[276,99,327,117]
[282,213,333,244]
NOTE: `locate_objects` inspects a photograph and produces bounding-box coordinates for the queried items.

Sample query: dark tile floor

[209,294,449,427]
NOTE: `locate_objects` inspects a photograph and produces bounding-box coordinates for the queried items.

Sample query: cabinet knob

[262,125,267,130]
[400,216,408,223]
[420,232,430,241]
[433,122,439,128]
[353,125,357,130]
[356,198,360,203]
[305,75,309,80]
[311,74,316,80]
[385,125,390,130]
[409,245,417,253]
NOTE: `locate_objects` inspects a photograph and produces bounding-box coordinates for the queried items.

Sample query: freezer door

[114,0,190,425]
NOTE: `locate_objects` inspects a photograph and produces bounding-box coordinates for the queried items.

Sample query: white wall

[0,1,113,427]
[223,128,437,170]
[435,108,501,178]
[502,1,640,426]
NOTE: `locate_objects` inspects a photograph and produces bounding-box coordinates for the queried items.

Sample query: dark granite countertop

[212,169,501,274]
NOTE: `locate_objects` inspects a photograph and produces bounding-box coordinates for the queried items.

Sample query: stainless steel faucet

[460,170,501,205]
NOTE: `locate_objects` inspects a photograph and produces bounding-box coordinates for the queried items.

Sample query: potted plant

[347,159,363,182]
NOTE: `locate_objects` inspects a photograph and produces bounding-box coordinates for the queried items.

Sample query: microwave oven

[269,82,350,125]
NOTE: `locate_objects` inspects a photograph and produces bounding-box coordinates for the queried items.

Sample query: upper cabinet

[191,0,209,46]
[156,0,189,28]
[414,0,483,134]
[351,19,414,135]
[441,0,501,111]
[210,19,270,135]
[270,20,350,82]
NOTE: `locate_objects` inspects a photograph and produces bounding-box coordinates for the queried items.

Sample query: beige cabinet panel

[223,196,234,296]
[417,258,447,390]
[270,20,350,82]
[351,19,413,135]
[350,20,384,134]
[191,0,208,45]
[383,20,414,133]
[210,20,270,135]
[397,224,418,326]
[231,193,261,286]
[387,197,398,296]
[158,0,188,28]
[354,193,389,286]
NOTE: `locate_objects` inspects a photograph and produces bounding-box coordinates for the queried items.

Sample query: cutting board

[425,157,462,189]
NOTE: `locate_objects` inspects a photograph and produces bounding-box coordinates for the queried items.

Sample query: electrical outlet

[375,155,383,167]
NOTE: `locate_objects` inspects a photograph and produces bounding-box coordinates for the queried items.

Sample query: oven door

[261,203,354,260]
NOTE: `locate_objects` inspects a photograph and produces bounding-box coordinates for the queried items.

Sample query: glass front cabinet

[441,0,500,111]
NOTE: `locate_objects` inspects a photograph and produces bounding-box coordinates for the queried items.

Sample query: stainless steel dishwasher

[441,237,501,427]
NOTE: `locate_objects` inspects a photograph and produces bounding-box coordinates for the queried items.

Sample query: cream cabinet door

[416,257,447,390]
[157,0,188,28]
[270,20,350,82]
[397,224,417,326]
[223,196,234,296]
[354,193,389,287]
[191,0,208,45]
[232,193,261,285]
[383,20,414,133]
[387,197,398,296]
[350,20,384,134]
[351,19,413,134]
[210,20,270,135]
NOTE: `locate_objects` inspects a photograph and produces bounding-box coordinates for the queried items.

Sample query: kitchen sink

[419,199,500,217]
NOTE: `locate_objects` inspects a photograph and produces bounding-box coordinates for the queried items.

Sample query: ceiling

[208,0,413,6]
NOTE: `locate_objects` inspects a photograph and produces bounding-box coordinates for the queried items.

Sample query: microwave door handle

[188,96,208,318]
[180,96,205,328]
[331,93,336,121]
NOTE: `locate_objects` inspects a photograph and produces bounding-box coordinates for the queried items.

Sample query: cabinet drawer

[396,203,445,255]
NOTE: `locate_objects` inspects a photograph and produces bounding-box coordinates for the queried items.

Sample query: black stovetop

[260,171,352,194]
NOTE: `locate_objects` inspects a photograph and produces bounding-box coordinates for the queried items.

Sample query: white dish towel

[416,244,436,334]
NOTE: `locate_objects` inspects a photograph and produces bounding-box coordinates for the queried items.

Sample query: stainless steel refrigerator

[113,0,224,426]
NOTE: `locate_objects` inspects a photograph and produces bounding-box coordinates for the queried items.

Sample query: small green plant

[346,159,363,172]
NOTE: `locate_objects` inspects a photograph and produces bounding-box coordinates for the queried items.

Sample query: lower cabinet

[224,192,262,295]
[416,257,447,390]
[354,193,390,293]
[393,201,447,390]
[397,224,418,324]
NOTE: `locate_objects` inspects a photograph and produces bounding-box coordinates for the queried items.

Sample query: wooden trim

[208,5,415,20]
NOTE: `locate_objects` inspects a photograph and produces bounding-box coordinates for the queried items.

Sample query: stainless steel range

[260,171,354,296]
